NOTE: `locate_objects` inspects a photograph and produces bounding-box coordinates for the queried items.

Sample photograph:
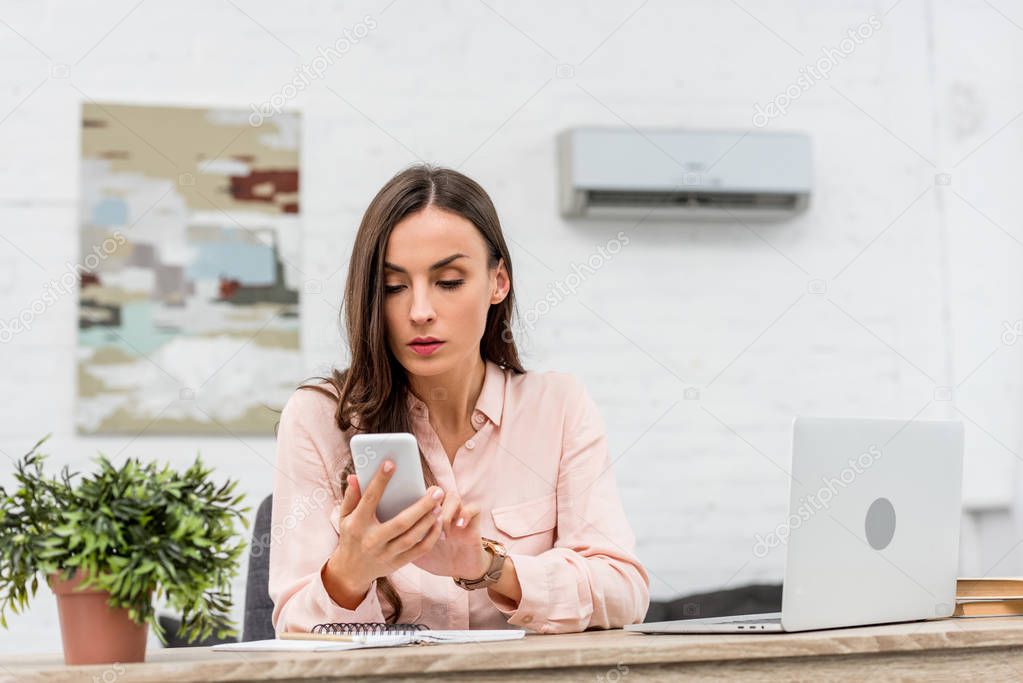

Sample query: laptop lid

[780,416,964,632]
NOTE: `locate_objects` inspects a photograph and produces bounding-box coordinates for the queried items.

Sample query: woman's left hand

[412,492,490,580]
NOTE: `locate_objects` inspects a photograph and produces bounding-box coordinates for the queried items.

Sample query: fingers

[387,504,442,555]
[393,511,443,565]
[339,474,361,518]
[378,485,445,541]
[437,490,461,535]
[438,494,483,536]
[354,459,395,520]
[451,502,482,534]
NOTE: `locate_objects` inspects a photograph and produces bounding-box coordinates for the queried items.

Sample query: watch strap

[453,537,507,590]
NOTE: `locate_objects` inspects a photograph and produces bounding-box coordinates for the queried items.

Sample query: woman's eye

[384,280,464,295]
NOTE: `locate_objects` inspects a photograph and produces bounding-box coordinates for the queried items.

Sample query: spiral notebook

[212,622,526,652]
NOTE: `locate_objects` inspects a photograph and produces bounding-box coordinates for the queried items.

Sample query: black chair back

[242,494,275,641]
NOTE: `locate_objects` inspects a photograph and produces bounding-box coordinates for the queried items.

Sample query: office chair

[644,583,782,622]
[241,494,275,641]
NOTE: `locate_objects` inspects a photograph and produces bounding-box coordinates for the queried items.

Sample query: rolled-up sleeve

[268,389,386,634]
[488,376,650,633]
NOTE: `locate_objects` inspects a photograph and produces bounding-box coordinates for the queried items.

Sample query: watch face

[482,537,507,557]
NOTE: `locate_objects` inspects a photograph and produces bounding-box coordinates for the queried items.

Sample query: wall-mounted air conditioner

[557,127,812,221]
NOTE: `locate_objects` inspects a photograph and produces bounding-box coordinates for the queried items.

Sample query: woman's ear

[490,258,510,304]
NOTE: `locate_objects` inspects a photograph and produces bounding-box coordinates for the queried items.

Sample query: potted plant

[0,434,250,665]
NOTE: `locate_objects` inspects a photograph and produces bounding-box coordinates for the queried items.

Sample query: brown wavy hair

[284,163,525,622]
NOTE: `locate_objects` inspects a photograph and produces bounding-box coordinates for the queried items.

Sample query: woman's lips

[409,341,444,356]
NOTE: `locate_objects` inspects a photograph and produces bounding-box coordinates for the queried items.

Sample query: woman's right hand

[321,460,445,609]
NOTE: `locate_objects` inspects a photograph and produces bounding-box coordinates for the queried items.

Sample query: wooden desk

[4,617,1023,681]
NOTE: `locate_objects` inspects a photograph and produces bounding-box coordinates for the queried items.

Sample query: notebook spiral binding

[311,622,428,636]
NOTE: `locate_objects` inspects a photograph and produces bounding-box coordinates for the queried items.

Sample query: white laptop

[627,416,964,633]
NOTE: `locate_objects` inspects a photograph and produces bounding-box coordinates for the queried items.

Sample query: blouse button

[465,439,476,450]
[472,412,484,426]
[522,615,533,624]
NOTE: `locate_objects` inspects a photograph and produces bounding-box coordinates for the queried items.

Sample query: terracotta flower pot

[48,569,149,665]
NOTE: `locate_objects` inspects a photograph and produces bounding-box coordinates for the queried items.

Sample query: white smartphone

[349,432,427,522]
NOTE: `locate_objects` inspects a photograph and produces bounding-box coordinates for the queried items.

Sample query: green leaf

[0,437,247,640]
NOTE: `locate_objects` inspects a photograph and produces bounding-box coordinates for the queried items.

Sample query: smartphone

[350,432,427,522]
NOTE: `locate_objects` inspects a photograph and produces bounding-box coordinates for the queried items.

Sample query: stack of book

[955,578,1023,617]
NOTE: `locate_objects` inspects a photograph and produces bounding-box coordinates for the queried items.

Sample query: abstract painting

[76,102,302,435]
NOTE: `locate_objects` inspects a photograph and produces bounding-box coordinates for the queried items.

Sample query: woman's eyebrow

[384,253,467,273]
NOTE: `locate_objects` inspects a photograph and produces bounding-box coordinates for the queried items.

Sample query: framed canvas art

[76,102,301,435]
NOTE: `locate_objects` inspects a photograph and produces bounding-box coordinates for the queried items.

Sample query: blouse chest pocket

[489,492,558,552]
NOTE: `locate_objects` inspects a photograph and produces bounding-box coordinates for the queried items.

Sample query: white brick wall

[2,0,1023,654]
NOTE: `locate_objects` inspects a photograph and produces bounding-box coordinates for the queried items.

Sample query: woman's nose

[409,285,436,323]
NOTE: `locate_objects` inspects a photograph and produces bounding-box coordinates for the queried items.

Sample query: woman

[268,164,649,634]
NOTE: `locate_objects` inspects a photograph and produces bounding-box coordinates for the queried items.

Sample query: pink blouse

[268,359,650,634]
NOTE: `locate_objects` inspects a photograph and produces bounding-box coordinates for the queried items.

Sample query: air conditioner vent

[558,128,813,221]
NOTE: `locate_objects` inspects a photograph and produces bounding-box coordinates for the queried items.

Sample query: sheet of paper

[211,630,524,652]
[416,629,526,643]
[212,636,413,652]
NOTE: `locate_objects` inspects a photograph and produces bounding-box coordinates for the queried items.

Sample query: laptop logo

[865,497,896,550]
